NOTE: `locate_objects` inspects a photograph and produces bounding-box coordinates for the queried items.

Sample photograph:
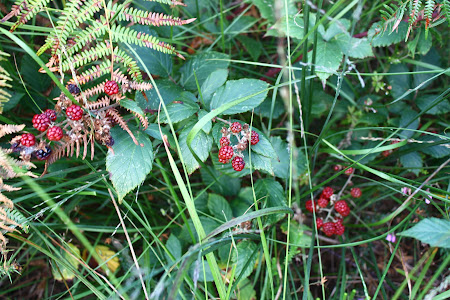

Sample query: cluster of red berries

[218,122,259,171]
[333,165,354,175]
[305,186,361,237]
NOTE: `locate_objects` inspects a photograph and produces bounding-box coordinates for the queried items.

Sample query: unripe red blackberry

[47,126,63,141]
[322,187,334,199]
[231,156,245,171]
[334,221,345,235]
[104,80,120,96]
[322,222,336,237]
[334,200,350,217]
[334,165,342,171]
[218,146,233,163]
[316,218,324,229]
[66,104,83,121]
[250,130,259,145]
[20,133,36,147]
[230,122,242,133]
[219,136,230,147]
[344,167,354,175]
[44,109,57,122]
[305,199,316,213]
[317,197,329,208]
[350,187,362,198]
[32,114,50,132]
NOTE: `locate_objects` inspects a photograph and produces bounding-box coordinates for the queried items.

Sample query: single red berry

[66,104,84,121]
[317,197,329,208]
[20,133,36,147]
[335,200,350,217]
[322,187,334,199]
[382,150,392,157]
[316,218,324,229]
[250,130,259,145]
[344,167,354,175]
[230,122,242,133]
[220,136,230,147]
[104,80,120,96]
[322,222,336,237]
[32,114,50,132]
[232,156,245,171]
[334,221,345,235]
[34,146,52,161]
[305,199,316,213]
[44,109,57,122]
[218,145,234,163]
[351,187,362,198]
[334,165,342,172]
[47,126,63,141]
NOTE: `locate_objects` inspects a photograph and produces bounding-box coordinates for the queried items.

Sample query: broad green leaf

[270,136,307,179]
[407,28,432,55]
[198,110,212,134]
[120,99,145,117]
[122,26,172,77]
[52,243,80,281]
[21,55,51,93]
[236,278,256,300]
[180,51,230,91]
[266,15,304,39]
[254,96,285,119]
[250,128,276,159]
[368,21,409,47]
[335,35,373,59]
[106,127,154,203]
[416,95,450,115]
[179,122,213,174]
[249,152,274,176]
[236,35,262,61]
[398,109,420,139]
[417,135,450,158]
[400,152,422,176]
[232,240,258,280]
[280,222,312,247]
[208,194,233,222]
[165,234,181,263]
[144,123,176,150]
[399,218,450,248]
[136,79,184,110]
[255,179,286,223]
[159,92,199,123]
[201,69,228,105]
[251,0,299,24]
[2,90,24,112]
[413,48,441,90]
[179,216,220,244]
[200,166,241,196]
[309,38,343,81]
[189,258,214,282]
[322,19,351,41]
[209,79,268,114]
[388,64,411,101]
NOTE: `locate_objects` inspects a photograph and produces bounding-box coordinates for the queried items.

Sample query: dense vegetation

[0,0,449,299]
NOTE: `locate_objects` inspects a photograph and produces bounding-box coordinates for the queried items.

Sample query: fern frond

[0,0,27,23]
[116,6,195,26]
[85,96,111,110]
[77,83,107,100]
[66,19,108,56]
[3,207,29,233]
[70,61,111,85]
[10,0,52,32]
[61,42,111,72]
[107,108,140,145]
[0,124,25,138]
[113,48,142,81]
[144,0,187,6]
[444,0,450,25]
[0,193,13,210]
[0,51,13,114]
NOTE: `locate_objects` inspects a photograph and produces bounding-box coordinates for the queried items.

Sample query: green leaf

[51,243,81,281]
[322,19,351,41]
[200,167,241,197]
[144,123,176,149]
[165,234,181,263]
[251,0,298,24]
[398,109,420,139]
[280,222,312,247]
[368,21,409,47]
[407,29,432,56]
[106,127,154,203]
[209,79,268,114]
[136,79,184,110]
[236,278,257,300]
[180,51,230,91]
[416,95,450,115]
[120,99,145,117]
[249,152,274,176]
[201,68,228,106]
[232,240,258,280]
[2,90,24,112]
[255,179,286,224]
[236,35,262,61]
[250,128,276,159]
[388,64,411,100]
[309,38,343,81]
[121,26,172,77]
[159,92,199,123]
[208,194,233,222]
[399,152,422,176]
[198,110,212,134]
[266,15,304,39]
[270,136,307,179]
[334,35,373,59]
[417,135,450,158]
[413,48,441,90]
[399,218,450,248]
[179,122,213,174]
[21,55,51,93]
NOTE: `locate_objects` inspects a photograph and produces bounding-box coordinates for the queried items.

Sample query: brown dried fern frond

[85,96,111,110]
[0,124,25,138]
[107,108,140,146]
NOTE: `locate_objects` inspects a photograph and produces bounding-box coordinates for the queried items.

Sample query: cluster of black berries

[218,122,259,171]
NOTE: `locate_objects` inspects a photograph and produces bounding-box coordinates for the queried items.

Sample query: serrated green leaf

[120,99,145,117]
[232,240,258,281]
[309,38,343,81]
[52,243,80,281]
[136,79,184,110]
[208,194,233,222]
[398,109,420,139]
[322,19,351,41]
[198,110,212,133]
[334,35,373,58]
[250,128,276,159]
[180,51,230,91]
[400,152,422,176]
[200,166,241,196]
[106,127,154,203]
[270,136,307,179]
[266,15,304,39]
[209,79,268,115]
[417,135,450,158]
[255,179,286,223]
[249,152,274,175]
[368,21,409,47]
[179,123,213,174]
[201,69,228,107]
[388,64,412,101]
[399,218,450,248]
[416,95,450,115]
[280,222,312,247]
[165,234,181,263]
[159,92,199,123]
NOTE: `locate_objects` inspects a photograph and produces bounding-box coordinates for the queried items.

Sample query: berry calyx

[350,187,362,198]
[232,156,245,171]
[219,136,230,147]
[32,114,50,132]
[322,222,336,237]
[344,167,354,175]
[316,218,324,229]
[67,83,81,95]
[20,133,36,147]
[250,130,259,145]
[317,197,329,208]
[66,104,84,121]
[322,187,334,199]
[218,145,234,163]
[47,126,63,141]
[44,109,57,122]
[230,122,242,133]
[305,199,316,213]
[334,221,345,235]
[334,200,350,217]
[34,146,52,161]
[104,80,119,96]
